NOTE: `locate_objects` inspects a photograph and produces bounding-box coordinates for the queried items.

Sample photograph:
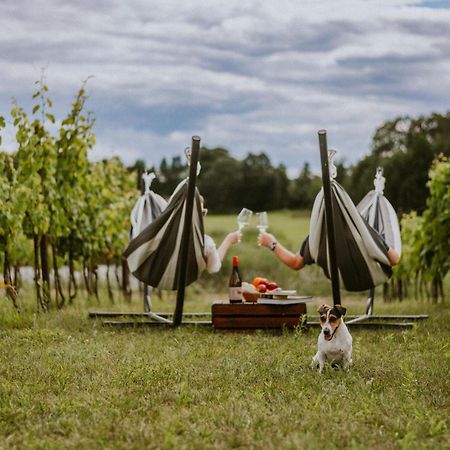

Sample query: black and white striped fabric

[356,169,402,256]
[130,173,168,239]
[124,179,207,290]
[305,181,393,292]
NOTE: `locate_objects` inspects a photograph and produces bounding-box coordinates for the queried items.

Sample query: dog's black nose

[323,328,331,335]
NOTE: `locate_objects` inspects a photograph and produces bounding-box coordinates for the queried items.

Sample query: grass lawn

[1,211,449,449]
[1,297,449,450]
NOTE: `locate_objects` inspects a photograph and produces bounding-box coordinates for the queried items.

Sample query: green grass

[1,298,449,450]
[1,210,449,449]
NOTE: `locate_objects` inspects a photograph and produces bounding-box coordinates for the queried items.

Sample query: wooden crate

[212,302,307,330]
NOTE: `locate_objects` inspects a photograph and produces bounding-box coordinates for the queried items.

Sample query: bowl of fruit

[251,277,279,294]
[241,277,281,302]
[241,282,260,302]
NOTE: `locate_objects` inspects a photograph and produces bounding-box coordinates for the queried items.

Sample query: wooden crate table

[212,301,308,330]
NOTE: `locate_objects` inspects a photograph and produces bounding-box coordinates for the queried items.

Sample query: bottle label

[229,287,242,302]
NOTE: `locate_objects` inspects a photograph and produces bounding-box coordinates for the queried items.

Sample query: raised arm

[258,232,305,271]
[217,230,241,262]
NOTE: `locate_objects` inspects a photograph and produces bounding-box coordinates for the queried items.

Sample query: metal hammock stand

[316,130,427,329]
[89,136,212,328]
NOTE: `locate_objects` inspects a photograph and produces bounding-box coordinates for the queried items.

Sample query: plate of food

[259,289,297,299]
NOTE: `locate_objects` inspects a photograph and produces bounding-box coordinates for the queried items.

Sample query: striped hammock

[130,173,167,239]
[124,179,207,290]
[307,181,393,292]
[356,168,402,256]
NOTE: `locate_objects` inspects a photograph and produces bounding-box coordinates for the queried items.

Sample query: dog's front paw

[342,358,353,370]
[312,352,326,372]
[311,353,320,369]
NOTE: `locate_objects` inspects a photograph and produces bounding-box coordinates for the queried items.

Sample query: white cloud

[1,0,449,175]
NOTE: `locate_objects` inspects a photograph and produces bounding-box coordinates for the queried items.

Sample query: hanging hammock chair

[91,138,208,327]
[347,166,402,315]
[124,177,207,290]
[304,152,393,292]
[129,171,168,316]
[130,172,168,239]
[356,167,402,256]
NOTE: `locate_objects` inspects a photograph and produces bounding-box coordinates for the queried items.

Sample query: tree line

[1,76,449,309]
[130,112,449,217]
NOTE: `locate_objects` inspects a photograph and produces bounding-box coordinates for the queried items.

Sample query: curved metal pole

[318,130,341,306]
[173,136,201,326]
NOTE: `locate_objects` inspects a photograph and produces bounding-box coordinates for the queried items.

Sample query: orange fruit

[252,277,269,288]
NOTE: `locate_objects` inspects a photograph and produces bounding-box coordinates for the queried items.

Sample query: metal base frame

[88,310,211,328]
[344,288,428,329]
[102,320,212,328]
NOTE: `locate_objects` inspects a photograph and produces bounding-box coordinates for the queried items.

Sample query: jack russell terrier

[312,304,352,372]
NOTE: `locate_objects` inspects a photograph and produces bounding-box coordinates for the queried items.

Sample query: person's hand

[258,231,276,248]
[227,230,242,245]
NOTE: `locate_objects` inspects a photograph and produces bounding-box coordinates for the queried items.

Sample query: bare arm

[258,232,305,271]
[387,247,400,266]
[217,230,241,262]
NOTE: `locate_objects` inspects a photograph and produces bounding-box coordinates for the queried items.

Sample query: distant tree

[239,152,287,212]
[288,163,322,210]
[127,159,146,191]
[345,153,379,205]
[334,159,348,187]
[346,112,450,212]
[197,147,243,213]
[153,156,187,197]
[271,163,290,210]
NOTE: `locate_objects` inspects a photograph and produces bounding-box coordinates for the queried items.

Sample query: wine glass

[237,208,253,242]
[256,211,268,232]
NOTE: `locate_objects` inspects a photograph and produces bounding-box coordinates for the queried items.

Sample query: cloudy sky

[1,0,450,175]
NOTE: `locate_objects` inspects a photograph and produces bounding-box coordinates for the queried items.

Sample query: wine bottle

[229,256,243,303]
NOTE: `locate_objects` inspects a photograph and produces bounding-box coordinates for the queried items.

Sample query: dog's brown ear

[318,304,331,315]
[335,304,347,316]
